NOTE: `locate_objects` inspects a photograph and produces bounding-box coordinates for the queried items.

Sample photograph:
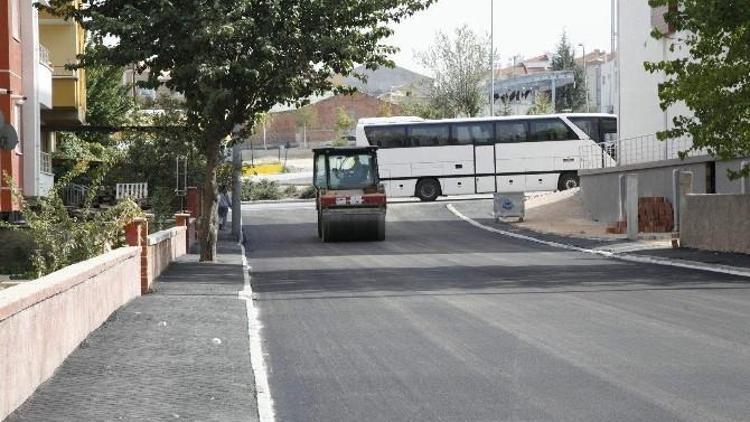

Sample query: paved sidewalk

[450,201,750,273]
[7,233,257,422]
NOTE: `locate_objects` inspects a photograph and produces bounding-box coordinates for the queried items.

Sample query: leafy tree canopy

[418,24,493,118]
[44,0,434,260]
[645,0,750,176]
[551,31,586,113]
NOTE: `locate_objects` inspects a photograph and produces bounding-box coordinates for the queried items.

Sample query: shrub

[297,185,317,199]
[2,162,144,278]
[240,179,283,201]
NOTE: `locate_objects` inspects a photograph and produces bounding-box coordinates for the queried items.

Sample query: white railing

[52,66,78,79]
[40,152,52,174]
[116,183,149,200]
[39,44,50,67]
[580,134,709,170]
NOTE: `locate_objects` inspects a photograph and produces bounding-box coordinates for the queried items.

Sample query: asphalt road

[243,201,750,422]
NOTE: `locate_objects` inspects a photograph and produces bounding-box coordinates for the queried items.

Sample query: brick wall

[251,93,403,147]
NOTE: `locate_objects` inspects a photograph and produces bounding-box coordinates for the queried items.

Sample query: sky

[387,0,613,75]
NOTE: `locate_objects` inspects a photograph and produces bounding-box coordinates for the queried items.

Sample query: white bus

[355,113,617,201]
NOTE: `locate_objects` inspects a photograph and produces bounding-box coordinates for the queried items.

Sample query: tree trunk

[199,138,221,262]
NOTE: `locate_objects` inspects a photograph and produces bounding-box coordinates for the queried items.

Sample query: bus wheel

[558,173,580,191]
[416,178,441,202]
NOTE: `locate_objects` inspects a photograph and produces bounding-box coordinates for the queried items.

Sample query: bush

[2,162,144,278]
[0,229,34,276]
[240,179,283,201]
[297,185,317,199]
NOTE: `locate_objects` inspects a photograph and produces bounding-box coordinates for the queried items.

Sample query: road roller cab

[313,146,386,242]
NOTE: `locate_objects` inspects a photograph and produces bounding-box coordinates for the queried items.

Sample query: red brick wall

[0,0,25,212]
[252,93,403,147]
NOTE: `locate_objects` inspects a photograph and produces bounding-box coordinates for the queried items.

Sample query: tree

[255,112,275,150]
[645,0,750,177]
[54,42,136,167]
[418,24,493,118]
[551,31,586,113]
[295,105,318,148]
[45,0,434,261]
[377,101,393,118]
[527,92,553,115]
[334,107,355,144]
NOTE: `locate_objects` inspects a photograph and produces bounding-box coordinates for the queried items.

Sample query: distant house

[248,93,404,148]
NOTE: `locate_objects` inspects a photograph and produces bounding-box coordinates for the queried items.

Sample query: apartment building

[0,0,86,218]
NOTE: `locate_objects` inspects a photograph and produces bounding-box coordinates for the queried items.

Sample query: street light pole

[490,0,495,116]
[578,43,589,112]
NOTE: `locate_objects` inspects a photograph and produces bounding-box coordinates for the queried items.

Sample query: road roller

[313,146,386,242]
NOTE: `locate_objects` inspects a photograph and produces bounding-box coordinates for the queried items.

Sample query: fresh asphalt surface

[243,200,750,422]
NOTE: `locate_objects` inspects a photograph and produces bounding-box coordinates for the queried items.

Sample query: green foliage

[551,31,586,113]
[418,24,492,117]
[298,185,318,199]
[240,179,283,201]
[401,99,445,119]
[2,163,143,278]
[645,0,750,177]
[334,106,355,139]
[0,229,34,277]
[500,99,513,116]
[527,92,554,115]
[108,96,207,199]
[53,42,136,168]
[150,186,176,232]
[44,0,434,260]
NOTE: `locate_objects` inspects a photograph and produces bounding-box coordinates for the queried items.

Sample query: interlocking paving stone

[7,235,257,422]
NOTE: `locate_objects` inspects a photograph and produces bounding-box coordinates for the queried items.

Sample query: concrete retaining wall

[0,247,141,419]
[681,194,750,254]
[145,226,187,292]
[580,157,747,224]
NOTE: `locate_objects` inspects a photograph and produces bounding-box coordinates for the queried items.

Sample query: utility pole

[231,143,243,240]
[489,0,495,117]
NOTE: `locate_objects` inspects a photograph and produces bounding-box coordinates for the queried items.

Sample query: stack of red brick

[607,197,674,234]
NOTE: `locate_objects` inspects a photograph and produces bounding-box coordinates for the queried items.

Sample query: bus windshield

[328,153,376,190]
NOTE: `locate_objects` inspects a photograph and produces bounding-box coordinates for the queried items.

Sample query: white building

[617,2,690,141]
[21,0,55,199]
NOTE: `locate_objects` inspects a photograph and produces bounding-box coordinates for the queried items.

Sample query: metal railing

[39,45,50,66]
[40,152,52,174]
[580,134,709,170]
[62,184,87,208]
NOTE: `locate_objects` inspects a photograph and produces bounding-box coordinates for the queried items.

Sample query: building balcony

[38,45,53,110]
[40,66,86,126]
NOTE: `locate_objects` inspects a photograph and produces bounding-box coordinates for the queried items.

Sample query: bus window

[528,119,578,141]
[601,117,617,142]
[408,124,451,147]
[364,126,406,148]
[569,117,600,141]
[452,122,493,145]
[496,121,528,143]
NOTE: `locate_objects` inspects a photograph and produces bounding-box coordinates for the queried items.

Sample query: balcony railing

[52,66,78,79]
[39,45,51,67]
[40,152,53,174]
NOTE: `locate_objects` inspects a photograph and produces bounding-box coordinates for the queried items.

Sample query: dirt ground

[515,189,621,240]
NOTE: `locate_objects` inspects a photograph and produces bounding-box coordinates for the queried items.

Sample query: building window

[11,0,21,41]
[13,104,23,154]
[651,4,676,35]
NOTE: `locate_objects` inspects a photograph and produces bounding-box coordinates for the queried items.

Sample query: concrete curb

[446,204,750,279]
[237,216,276,422]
